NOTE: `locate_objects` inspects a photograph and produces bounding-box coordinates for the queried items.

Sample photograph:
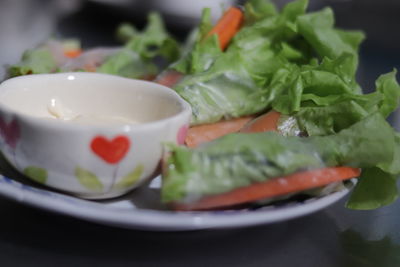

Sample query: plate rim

[0,175,352,231]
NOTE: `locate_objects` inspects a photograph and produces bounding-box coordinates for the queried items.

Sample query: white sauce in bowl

[47,97,138,126]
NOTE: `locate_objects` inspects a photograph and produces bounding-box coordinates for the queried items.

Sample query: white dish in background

[0,170,352,231]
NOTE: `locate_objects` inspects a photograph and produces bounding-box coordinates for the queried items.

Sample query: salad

[7,0,400,211]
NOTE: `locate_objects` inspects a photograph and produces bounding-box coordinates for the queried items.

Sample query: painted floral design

[75,166,104,191]
[115,164,144,189]
[88,135,132,192]
[0,117,20,149]
[90,135,130,164]
[24,166,47,184]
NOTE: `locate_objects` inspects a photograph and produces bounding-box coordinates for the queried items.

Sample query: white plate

[0,170,352,231]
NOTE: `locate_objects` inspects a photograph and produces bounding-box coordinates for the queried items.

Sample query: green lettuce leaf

[272,53,364,115]
[8,48,57,77]
[162,113,398,205]
[171,8,222,74]
[297,7,365,60]
[378,133,400,175]
[346,168,398,210]
[122,12,180,61]
[99,12,180,78]
[292,69,400,136]
[97,49,157,79]
[168,0,367,125]
[244,0,278,25]
[173,54,273,124]
[116,23,138,43]
[375,70,400,117]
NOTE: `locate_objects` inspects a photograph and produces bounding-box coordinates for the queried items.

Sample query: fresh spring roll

[7,39,79,77]
[8,12,180,80]
[162,113,400,210]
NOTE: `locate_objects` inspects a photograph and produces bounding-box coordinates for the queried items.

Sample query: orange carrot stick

[156,7,243,88]
[240,110,281,133]
[206,6,244,50]
[173,167,360,211]
[156,70,184,87]
[185,116,255,148]
[184,110,279,148]
[64,49,82,58]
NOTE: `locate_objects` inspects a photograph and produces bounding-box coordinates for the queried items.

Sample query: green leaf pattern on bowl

[75,166,104,191]
[23,166,47,184]
[115,164,144,189]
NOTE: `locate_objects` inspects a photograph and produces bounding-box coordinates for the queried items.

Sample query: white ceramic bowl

[0,72,191,199]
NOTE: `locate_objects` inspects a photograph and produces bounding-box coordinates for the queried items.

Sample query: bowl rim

[0,72,192,132]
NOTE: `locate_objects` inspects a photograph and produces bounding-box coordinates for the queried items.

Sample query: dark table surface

[1,192,400,267]
[1,1,400,266]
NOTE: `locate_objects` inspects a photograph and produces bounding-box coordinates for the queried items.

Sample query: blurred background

[0,0,399,126]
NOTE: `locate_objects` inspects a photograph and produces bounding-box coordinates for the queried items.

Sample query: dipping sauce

[0,73,186,128]
[47,97,138,126]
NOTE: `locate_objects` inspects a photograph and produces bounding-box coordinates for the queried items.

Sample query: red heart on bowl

[0,117,20,149]
[90,135,130,164]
